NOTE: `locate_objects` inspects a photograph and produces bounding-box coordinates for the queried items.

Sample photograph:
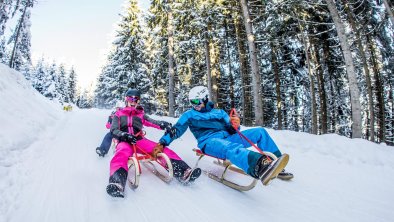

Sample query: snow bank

[0,64,62,217]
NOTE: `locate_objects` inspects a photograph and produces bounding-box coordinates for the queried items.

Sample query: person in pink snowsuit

[106,88,201,198]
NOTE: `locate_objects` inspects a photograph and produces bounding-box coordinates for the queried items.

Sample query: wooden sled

[192,148,278,191]
[126,144,174,189]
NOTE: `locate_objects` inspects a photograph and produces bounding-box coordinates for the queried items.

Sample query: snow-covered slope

[1,64,393,222]
[0,64,63,218]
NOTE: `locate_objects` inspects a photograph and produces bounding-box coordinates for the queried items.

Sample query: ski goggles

[126,96,140,102]
[190,99,203,106]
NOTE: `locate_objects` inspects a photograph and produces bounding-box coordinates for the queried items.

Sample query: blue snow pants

[98,132,113,154]
[201,127,282,174]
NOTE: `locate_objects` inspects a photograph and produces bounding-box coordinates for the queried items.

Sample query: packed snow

[1,64,393,222]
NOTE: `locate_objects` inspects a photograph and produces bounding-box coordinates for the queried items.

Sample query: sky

[30,0,151,89]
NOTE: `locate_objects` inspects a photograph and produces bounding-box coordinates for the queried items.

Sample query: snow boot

[171,159,201,184]
[180,167,202,184]
[96,147,105,157]
[258,154,289,186]
[107,168,127,198]
[106,183,124,198]
[277,169,293,180]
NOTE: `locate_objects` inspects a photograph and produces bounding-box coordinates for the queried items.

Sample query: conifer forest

[1,0,394,145]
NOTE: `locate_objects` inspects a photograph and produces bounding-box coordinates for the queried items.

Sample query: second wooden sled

[127,144,174,189]
[192,148,277,191]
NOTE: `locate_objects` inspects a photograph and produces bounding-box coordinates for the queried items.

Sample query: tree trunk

[367,33,385,143]
[271,42,282,130]
[9,2,28,68]
[382,0,394,25]
[344,2,375,141]
[225,18,235,109]
[167,1,175,117]
[240,0,264,125]
[391,84,394,146]
[323,35,337,133]
[304,33,317,135]
[325,0,362,138]
[211,44,219,106]
[234,13,253,126]
[299,21,317,134]
[205,26,213,102]
[314,39,328,134]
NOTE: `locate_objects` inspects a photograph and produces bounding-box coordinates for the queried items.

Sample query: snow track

[3,109,394,222]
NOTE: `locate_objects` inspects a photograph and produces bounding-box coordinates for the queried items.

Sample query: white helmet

[188,86,209,102]
[115,100,124,108]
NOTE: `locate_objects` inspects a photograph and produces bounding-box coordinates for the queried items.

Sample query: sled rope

[131,131,168,169]
[230,108,272,161]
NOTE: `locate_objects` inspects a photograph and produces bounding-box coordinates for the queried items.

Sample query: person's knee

[117,143,132,153]
[256,127,267,134]
[225,143,246,159]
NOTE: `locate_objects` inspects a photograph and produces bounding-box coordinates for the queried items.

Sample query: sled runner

[192,148,284,191]
[126,144,174,189]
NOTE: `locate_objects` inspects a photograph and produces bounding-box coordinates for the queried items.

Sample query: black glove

[159,121,172,130]
[166,127,176,138]
[120,132,137,144]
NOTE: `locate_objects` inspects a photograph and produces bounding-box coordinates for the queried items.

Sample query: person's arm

[142,114,162,130]
[106,115,113,129]
[159,113,190,146]
[106,111,116,129]
[222,110,238,134]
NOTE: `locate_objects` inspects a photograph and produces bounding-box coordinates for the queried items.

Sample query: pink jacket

[110,105,163,139]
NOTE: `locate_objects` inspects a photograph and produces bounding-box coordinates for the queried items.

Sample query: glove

[151,143,164,159]
[159,121,172,131]
[230,116,240,129]
[120,132,137,144]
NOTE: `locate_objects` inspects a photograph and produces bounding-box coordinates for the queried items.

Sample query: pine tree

[94,0,151,110]
[0,0,14,37]
[77,89,92,108]
[43,62,58,100]
[68,67,77,104]
[0,36,9,64]
[8,1,33,71]
[57,64,69,104]
[31,57,46,94]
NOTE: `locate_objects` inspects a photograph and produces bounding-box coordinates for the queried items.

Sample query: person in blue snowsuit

[153,86,293,181]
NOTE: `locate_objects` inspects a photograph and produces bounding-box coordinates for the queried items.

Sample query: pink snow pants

[109,138,181,176]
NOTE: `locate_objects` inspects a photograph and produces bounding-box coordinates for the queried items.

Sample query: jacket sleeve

[106,115,113,129]
[142,114,162,130]
[106,111,116,129]
[159,113,190,146]
[110,115,124,140]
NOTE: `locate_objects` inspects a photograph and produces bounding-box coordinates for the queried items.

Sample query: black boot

[181,167,202,183]
[106,183,124,198]
[277,169,294,180]
[254,155,273,179]
[259,154,290,185]
[247,152,271,179]
[171,159,201,184]
[106,168,127,198]
[96,147,105,157]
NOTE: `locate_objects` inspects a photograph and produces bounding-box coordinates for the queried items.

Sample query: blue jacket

[159,102,237,148]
